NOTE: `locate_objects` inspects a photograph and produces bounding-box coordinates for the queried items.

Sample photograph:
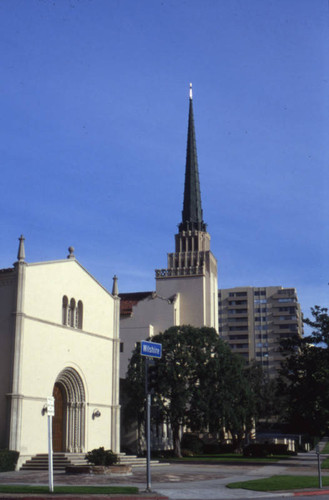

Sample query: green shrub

[85,447,118,466]
[203,442,235,454]
[0,450,19,471]
[181,448,195,457]
[266,443,290,455]
[181,434,204,455]
[243,443,268,458]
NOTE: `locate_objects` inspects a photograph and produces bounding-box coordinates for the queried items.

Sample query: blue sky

[1,0,328,320]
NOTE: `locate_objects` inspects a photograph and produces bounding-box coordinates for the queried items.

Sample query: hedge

[0,450,19,471]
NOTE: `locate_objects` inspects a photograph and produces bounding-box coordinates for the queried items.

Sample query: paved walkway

[0,441,328,499]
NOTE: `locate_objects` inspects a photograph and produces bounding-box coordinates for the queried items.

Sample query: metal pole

[146,392,151,492]
[48,415,54,492]
[316,445,322,489]
[145,357,152,492]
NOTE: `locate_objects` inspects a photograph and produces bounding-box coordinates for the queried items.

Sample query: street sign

[47,396,55,417]
[141,340,162,359]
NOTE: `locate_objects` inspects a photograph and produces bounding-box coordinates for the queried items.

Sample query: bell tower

[155,85,218,331]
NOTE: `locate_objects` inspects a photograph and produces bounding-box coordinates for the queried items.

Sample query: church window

[76,301,83,329]
[62,296,68,325]
[62,297,83,330]
[68,299,76,327]
[120,342,124,353]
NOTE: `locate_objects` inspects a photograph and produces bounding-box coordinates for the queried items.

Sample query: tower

[155,84,218,330]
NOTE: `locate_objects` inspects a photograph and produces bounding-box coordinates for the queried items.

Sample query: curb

[0,496,169,500]
[294,490,329,496]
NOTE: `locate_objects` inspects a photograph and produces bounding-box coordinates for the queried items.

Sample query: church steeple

[179,83,206,233]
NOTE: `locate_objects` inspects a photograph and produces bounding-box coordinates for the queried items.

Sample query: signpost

[141,340,162,359]
[316,444,322,489]
[47,396,55,493]
[140,340,162,493]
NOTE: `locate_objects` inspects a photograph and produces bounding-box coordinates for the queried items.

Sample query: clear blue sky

[1,0,328,321]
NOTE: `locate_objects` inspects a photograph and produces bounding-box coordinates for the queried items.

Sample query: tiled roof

[119,291,154,317]
[0,267,14,274]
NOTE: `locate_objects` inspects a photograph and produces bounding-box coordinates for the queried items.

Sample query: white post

[47,396,55,493]
[48,415,54,492]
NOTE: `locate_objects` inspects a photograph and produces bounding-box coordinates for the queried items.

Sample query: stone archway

[53,367,86,452]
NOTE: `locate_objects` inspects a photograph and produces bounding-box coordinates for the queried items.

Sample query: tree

[245,362,279,427]
[278,306,329,436]
[125,325,255,456]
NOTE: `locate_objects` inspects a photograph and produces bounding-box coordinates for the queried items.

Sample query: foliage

[243,443,291,458]
[85,447,118,466]
[0,450,19,471]
[203,442,235,454]
[244,362,279,424]
[181,434,204,455]
[278,306,329,436]
[243,443,268,457]
[125,325,257,457]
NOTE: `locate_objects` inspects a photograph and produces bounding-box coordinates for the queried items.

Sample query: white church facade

[0,238,120,469]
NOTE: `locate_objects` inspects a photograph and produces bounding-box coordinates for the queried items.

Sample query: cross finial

[189,83,193,100]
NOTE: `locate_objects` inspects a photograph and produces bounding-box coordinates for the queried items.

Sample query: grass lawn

[321,441,329,454]
[0,485,139,495]
[169,453,291,463]
[227,475,329,491]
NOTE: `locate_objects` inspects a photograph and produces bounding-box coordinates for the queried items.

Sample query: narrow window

[62,296,68,325]
[76,300,83,329]
[69,298,76,327]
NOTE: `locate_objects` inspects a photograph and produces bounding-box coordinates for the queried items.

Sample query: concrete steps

[20,452,163,470]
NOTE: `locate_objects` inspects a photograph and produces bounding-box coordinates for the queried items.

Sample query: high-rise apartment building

[218,286,303,377]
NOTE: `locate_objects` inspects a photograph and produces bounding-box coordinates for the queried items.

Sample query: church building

[120,85,218,379]
[0,238,120,469]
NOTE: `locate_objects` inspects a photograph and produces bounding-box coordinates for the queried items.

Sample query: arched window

[62,296,83,329]
[76,301,83,329]
[62,296,68,325]
[68,298,76,327]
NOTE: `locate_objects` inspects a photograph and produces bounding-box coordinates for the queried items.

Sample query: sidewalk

[0,440,328,499]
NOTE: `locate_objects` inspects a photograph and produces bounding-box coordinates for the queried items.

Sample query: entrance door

[52,384,64,452]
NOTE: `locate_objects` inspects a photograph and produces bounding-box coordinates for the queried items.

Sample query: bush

[0,450,19,471]
[243,442,295,458]
[181,448,195,457]
[243,443,268,458]
[85,447,118,466]
[181,434,204,455]
[266,443,289,455]
[203,442,235,454]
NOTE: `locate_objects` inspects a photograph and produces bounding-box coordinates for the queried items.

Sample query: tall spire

[179,83,206,233]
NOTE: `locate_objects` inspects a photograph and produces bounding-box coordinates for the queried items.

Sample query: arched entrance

[52,367,86,452]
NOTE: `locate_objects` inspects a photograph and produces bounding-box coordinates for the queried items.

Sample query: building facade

[119,85,218,379]
[0,237,120,468]
[218,286,303,377]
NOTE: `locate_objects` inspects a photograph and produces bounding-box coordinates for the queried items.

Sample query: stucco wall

[120,294,176,378]
[24,260,114,336]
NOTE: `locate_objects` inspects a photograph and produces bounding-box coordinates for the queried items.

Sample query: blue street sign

[141,340,162,359]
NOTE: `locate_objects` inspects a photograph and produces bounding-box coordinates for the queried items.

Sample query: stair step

[21,452,162,470]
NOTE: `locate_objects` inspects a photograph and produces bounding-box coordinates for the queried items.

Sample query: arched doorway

[52,383,64,452]
[52,367,86,452]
